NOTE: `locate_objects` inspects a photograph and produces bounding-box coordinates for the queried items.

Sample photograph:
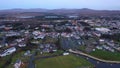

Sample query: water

[77,55,120,68]
[88,58,120,68]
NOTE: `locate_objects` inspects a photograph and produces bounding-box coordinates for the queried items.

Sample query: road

[28,52,36,68]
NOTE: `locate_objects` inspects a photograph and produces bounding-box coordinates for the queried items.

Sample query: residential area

[0,10,120,68]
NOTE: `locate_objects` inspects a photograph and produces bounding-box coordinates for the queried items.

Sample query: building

[0,47,16,57]
[63,52,69,56]
[95,28,110,33]
[14,59,22,68]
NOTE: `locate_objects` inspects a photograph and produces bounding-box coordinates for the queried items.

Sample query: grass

[35,55,93,68]
[7,51,30,68]
[12,51,29,63]
[0,55,11,68]
[90,49,120,61]
[79,45,86,51]
[35,50,64,58]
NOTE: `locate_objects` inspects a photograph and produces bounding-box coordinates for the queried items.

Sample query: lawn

[90,49,120,61]
[0,55,11,68]
[79,45,86,51]
[7,51,30,68]
[36,50,64,57]
[35,55,93,68]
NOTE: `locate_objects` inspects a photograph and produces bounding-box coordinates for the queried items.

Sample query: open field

[35,55,93,68]
[90,49,120,61]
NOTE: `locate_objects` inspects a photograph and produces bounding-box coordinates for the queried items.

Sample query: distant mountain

[0,8,120,16]
[0,8,49,12]
[0,8,119,13]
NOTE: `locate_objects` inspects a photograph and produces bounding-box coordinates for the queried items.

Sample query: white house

[18,43,26,47]
[0,47,16,57]
[95,28,110,33]
[63,52,69,56]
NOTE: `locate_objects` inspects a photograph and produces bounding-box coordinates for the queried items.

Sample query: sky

[0,0,120,10]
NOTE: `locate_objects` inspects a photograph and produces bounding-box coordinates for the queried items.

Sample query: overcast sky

[0,0,120,10]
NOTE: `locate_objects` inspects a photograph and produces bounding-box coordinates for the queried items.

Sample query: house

[4,26,13,30]
[32,31,40,36]
[63,52,69,56]
[95,28,110,33]
[6,32,20,37]
[0,25,5,29]
[0,47,16,57]
[40,44,57,53]
[14,59,22,68]
[24,50,31,56]
[44,16,59,19]
[9,41,17,46]
[43,48,50,53]
[34,34,45,39]
[32,31,46,39]
[16,38,25,43]
[93,31,101,37]
[68,15,78,18]
[96,46,103,50]
[99,39,105,44]
[18,43,26,47]
[0,45,2,48]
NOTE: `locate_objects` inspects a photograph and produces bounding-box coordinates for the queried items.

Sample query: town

[0,10,120,68]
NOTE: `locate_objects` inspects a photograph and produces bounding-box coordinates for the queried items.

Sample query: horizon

[0,0,120,10]
[0,8,120,11]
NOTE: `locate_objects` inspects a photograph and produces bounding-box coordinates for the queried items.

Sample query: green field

[35,55,93,68]
[90,49,120,61]
[0,55,11,68]
[7,51,30,68]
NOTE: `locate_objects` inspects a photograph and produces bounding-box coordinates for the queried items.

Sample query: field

[7,51,30,68]
[35,55,93,68]
[90,49,120,61]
